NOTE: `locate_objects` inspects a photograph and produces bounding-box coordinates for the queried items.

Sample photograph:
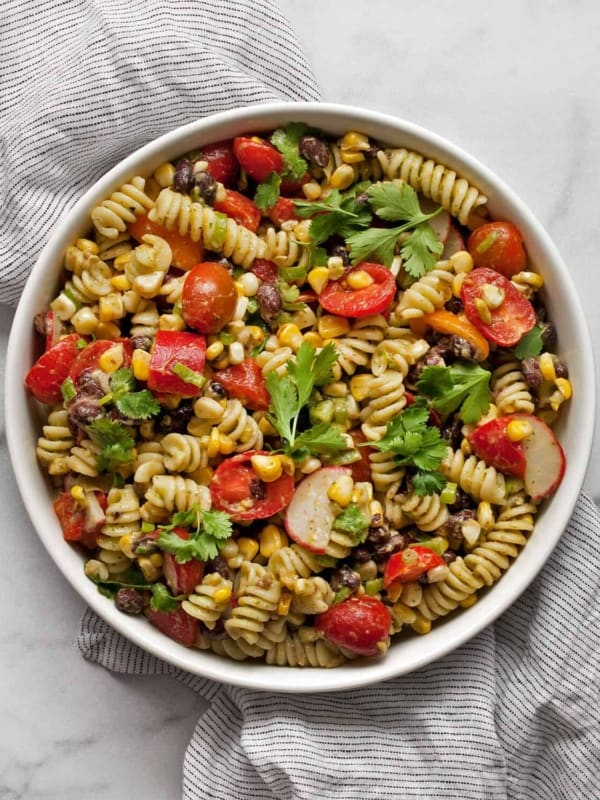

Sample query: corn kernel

[206,427,221,459]
[213,586,232,605]
[277,590,292,615]
[506,419,533,442]
[322,381,348,397]
[76,238,100,255]
[459,593,478,609]
[346,269,374,291]
[237,271,259,297]
[293,219,312,244]
[349,373,372,401]
[279,455,296,476]
[386,581,404,603]
[246,326,265,343]
[258,416,277,436]
[95,321,121,340]
[153,162,176,187]
[327,256,346,280]
[411,614,432,635]
[98,342,124,374]
[119,534,137,559]
[228,341,245,365]
[111,273,132,290]
[251,454,283,483]
[187,466,213,484]
[206,341,224,360]
[138,556,160,582]
[113,253,131,271]
[452,273,467,297]
[341,151,366,164]
[461,518,481,547]
[237,536,259,562]
[302,331,324,348]
[70,485,87,504]
[329,164,355,190]
[307,267,330,295]
[302,181,322,201]
[277,323,303,351]
[340,131,370,151]
[474,297,492,324]
[539,352,556,382]
[318,314,350,339]
[327,474,354,507]
[449,250,474,274]
[555,377,572,400]
[71,307,99,335]
[132,348,151,381]
[481,283,505,309]
[515,270,544,289]
[259,524,288,558]
[219,433,236,455]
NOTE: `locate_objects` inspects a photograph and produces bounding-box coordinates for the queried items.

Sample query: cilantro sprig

[270,122,311,181]
[417,362,492,424]
[370,400,448,496]
[513,324,544,359]
[266,341,347,461]
[346,182,444,276]
[86,417,135,472]
[100,368,161,420]
[294,189,371,244]
[255,172,281,211]
[156,505,233,563]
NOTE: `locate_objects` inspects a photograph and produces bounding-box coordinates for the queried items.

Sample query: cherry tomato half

[315,596,391,657]
[201,139,239,186]
[461,267,536,348]
[467,221,527,278]
[233,136,283,183]
[148,605,199,647]
[182,262,238,334]
[129,214,204,271]
[25,332,83,404]
[251,258,278,284]
[213,359,270,411]
[53,490,106,550]
[214,189,261,233]
[383,546,446,589]
[267,196,298,227]
[468,416,527,478]
[209,451,295,522]
[148,330,206,397]
[319,263,396,318]
[68,338,133,385]
[162,528,206,595]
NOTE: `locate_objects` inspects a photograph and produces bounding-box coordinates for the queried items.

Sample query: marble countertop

[2,1,599,797]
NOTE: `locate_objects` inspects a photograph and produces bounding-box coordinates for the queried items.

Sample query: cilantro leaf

[86,418,135,472]
[417,362,492,424]
[150,583,181,612]
[345,226,401,266]
[368,181,422,222]
[333,503,369,542]
[292,423,347,457]
[294,190,371,245]
[156,505,233,564]
[110,368,136,397]
[255,172,281,211]
[271,123,310,180]
[513,324,544,359]
[265,372,297,444]
[400,223,444,278]
[411,470,447,497]
[116,389,161,420]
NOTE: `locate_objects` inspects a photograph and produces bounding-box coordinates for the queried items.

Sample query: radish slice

[519,415,566,501]
[421,198,451,244]
[284,466,351,553]
[442,223,465,258]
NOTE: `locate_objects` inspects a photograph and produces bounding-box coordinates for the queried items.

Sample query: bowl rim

[5,101,596,692]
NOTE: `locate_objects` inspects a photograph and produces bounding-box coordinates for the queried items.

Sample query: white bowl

[6,102,595,692]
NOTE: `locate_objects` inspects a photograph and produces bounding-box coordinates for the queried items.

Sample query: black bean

[423,341,451,367]
[205,555,231,580]
[134,535,160,556]
[207,381,227,399]
[552,356,569,379]
[448,489,472,512]
[521,357,542,389]
[174,159,195,193]
[353,546,372,564]
[115,588,144,615]
[373,533,411,562]
[203,619,228,639]
[130,335,153,352]
[367,523,391,546]
[330,565,361,593]
[192,171,217,205]
[540,320,557,350]
[75,368,105,398]
[256,283,282,327]
[158,402,194,434]
[298,135,330,167]
[329,243,351,265]
[442,418,463,450]
[450,335,477,361]
[443,550,457,565]
[365,142,382,159]
[445,509,475,538]
[67,396,103,430]
[446,296,463,314]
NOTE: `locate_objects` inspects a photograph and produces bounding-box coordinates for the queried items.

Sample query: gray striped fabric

[78,493,600,800]
[5,1,599,797]
[0,0,319,305]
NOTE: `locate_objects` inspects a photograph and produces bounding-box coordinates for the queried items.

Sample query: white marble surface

[2,1,600,797]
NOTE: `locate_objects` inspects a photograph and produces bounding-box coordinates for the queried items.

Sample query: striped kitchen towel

[79,494,600,800]
[4,0,599,798]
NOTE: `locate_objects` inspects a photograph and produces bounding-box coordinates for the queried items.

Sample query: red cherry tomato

[267,196,298,227]
[53,490,105,550]
[213,359,270,411]
[214,189,261,233]
[383,546,447,589]
[280,172,311,197]
[148,330,206,397]
[162,528,206,595]
[315,596,391,657]
[201,139,239,186]
[251,258,278,284]
[210,451,295,522]
[468,416,527,478]
[319,263,396,318]
[461,267,536,347]
[129,214,205,271]
[181,262,237,334]
[348,430,373,483]
[25,333,84,404]
[68,338,133,385]
[467,221,527,278]
[148,604,199,647]
[233,136,284,183]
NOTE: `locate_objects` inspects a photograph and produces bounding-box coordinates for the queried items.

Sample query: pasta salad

[25,124,571,667]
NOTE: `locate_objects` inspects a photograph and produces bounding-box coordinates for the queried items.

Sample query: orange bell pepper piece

[409,309,490,360]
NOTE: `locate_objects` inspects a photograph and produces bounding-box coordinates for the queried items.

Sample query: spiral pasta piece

[268,544,324,587]
[96,485,141,575]
[91,176,154,239]
[289,576,334,615]
[36,409,74,475]
[265,629,345,667]
[359,370,407,440]
[225,562,282,645]
[124,234,172,298]
[334,315,387,375]
[441,447,507,505]
[393,261,454,321]
[182,572,233,629]
[417,557,484,621]
[400,491,449,532]
[133,442,165,485]
[66,438,100,477]
[160,433,208,473]
[491,360,535,415]
[377,151,488,226]
[196,631,264,661]
[369,450,406,497]
[141,475,211,522]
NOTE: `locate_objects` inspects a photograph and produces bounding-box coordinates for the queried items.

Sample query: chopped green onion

[333,586,352,605]
[76,337,88,349]
[410,537,447,556]
[365,578,384,596]
[171,363,205,389]
[440,482,458,505]
[218,331,235,345]
[141,521,155,533]
[209,211,228,248]
[60,377,76,403]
